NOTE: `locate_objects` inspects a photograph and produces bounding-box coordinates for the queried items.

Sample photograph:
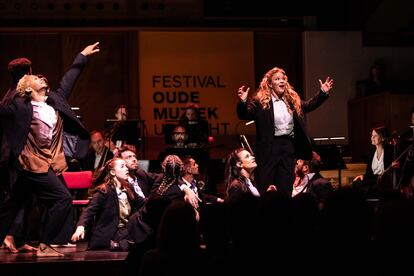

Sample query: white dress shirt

[271,95,294,137]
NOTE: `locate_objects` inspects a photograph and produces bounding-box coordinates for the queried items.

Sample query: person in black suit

[181,156,223,204]
[179,103,209,148]
[225,148,276,205]
[1,57,35,253]
[126,154,199,247]
[352,126,398,197]
[292,158,333,207]
[81,130,114,173]
[119,147,161,205]
[237,67,333,197]
[71,158,143,251]
[0,42,99,256]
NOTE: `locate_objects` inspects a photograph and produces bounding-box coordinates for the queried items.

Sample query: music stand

[314,137,347,189]
[104,119,142,153]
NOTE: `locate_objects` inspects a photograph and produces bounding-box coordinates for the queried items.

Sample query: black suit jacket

[307,173,334,202]
[179,178,218,205]
[80,147,114,172]
[0,54,90,174]
[77,184,143,249]
[237,90,329,161]
[364,145,393,180]
[133,168,162,197]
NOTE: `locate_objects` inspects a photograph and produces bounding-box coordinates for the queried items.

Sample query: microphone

[239,135,253,154]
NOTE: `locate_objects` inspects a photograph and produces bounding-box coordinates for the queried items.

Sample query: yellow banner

[139,31,255,137]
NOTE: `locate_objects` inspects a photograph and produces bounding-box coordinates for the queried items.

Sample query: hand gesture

[267,185,277,192]
[237,85,250,102]
[319,77,334,93]
[183,187,201,209]
[391,161,400,169]
[71,226,85,242]
[81,42,100,56]
[353,175,363,182]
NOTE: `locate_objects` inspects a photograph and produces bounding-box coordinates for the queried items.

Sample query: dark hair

[303,159,321,174]
[182,155,193,175]
[372,126,389,145]
[90,130,104,138]
[225,148,250,196]
[118,146,137,157]
[115,104,127,114]
[410,106,414,115]
[8,58,32,84]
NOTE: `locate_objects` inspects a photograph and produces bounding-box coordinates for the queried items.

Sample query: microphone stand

[337,145,343,189]
[239,135,253,154]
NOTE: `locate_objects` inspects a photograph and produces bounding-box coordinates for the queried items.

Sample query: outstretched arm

[301,77,334,113]
[57,42,100,99]
[236,85,257,120]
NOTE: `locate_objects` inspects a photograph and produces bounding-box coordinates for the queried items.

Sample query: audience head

[119,147,138,171]
[8,57,32,85]
[182,156,199,177]
[161,155,183,179]
[225,148,257,184]
[97,158,134,198]
[103,158,129,184]
[90,131,105,155]
[369,60,385,81]
[172,125,188,147]
[295,159,306,178]
[114,104,128,121]
[371,126,389,147]
[156,155,183,196]
[183,103,201,122]
[157,201,199,255]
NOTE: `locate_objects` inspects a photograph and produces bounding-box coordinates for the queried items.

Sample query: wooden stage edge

[0,242,129,276]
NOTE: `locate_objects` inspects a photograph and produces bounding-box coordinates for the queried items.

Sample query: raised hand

[81,42,100,56]
[318,77,334,93]
[237,85,250,102]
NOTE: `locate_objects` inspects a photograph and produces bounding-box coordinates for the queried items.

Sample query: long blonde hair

[255,67,302,116]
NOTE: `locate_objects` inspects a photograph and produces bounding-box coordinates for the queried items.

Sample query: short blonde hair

[16,74,35,97]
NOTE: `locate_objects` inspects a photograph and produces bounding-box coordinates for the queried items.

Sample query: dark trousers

[256,136,295,197]
[0,168,73,244]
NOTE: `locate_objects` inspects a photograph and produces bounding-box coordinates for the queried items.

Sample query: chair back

[63,171,93,190]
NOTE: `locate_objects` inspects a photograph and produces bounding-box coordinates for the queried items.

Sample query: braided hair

[156,155,183,196]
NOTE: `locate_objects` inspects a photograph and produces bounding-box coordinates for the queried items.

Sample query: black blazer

[179,178,219,205]
[80,146,114,172]
[133,168,162,197]
[237,90,329,161]
[77,184,144,249]
[0,54,90,172]
[307,173,334,202]
[225,178,259,206]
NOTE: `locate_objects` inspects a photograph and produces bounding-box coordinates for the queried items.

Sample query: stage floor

[0,242,129,275]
